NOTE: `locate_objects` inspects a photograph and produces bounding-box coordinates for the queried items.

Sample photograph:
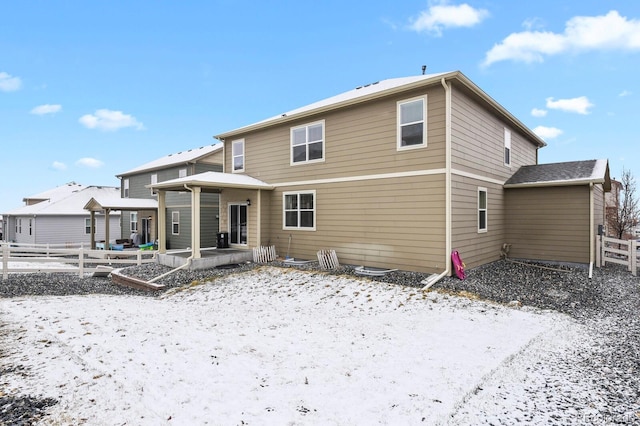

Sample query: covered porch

[84,196,158,250]
[149,171,274,270]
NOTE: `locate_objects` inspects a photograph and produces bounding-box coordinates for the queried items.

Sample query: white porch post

[192,186,201,258]
[158,190,167,254]
[105,208,110,249]
[90,211,96,249]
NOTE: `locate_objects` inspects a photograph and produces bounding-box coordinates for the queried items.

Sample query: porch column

[104,209,110,249]
[158,191,166,253]
[256,189,262,246]
[191,186,201,258]
[90,211,96,249]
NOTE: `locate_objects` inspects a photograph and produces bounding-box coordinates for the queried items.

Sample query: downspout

[149,184,195,283]
[423,77,453,290]
[589,182,594,278]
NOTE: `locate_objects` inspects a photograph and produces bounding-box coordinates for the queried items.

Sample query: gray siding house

[3,183,121,246]
[114,144,224,250]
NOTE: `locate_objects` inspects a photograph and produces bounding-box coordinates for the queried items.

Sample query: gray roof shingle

[504,159,609,187]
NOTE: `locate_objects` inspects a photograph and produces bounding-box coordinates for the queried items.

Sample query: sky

[1,0,640,213]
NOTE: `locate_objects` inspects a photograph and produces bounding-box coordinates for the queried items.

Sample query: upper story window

[179,168,187,178]
[283,191,316,230]
[504,128,511,166]
[478,187,488,233]
[232,139,245,173]
[397,96,427,150]
[150,174,158,196]
[123,179,129,198]
[291,121,324,165]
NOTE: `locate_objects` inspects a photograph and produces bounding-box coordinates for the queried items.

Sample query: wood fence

[1,242,156,280]
[597,236,639,276]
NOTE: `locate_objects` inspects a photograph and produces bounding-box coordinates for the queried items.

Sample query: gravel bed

[0,258,639,424]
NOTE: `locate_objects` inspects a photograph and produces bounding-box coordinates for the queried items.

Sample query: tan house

[150,71,609,274]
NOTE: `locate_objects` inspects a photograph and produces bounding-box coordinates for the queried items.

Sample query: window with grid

[398,97,426,150]
[283,191,316,230]
[232,139,245,172]
[291,121,324,164]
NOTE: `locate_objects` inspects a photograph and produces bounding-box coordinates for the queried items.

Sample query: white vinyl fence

[1,242,156,279]
[597,236,639,276]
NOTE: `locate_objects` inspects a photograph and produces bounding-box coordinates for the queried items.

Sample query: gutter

[589,182,594,279]
[422,77,453,290]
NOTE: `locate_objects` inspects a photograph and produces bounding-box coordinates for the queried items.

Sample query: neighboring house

[0,215,3,241]
[150,71,610,274]
[3,183,121,246]
[109,144,224,250]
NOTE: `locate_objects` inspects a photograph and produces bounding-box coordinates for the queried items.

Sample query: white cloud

[483,10,640,66]
[76,157,104,168]
[533,125,563,139]
[619,90,632,97]
[0,72,22,92]
[410,1,489,36]
[79,109,145,131]
[531,108,547,117]
[51,161,67,171]
[546,96,594,114]
[31,104,62,115]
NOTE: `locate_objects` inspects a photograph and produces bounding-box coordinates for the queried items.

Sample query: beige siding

[450,85,538,181]
[451,175,506,268]
[224,86,447,183]
[220,175,447,273]
[506,186,591,263]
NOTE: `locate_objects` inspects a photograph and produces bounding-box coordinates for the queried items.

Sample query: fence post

[78,247,84,277]
[2,243,8,280]
[137,251,142,266]
[596,236,601,268]
[633,240,638,277]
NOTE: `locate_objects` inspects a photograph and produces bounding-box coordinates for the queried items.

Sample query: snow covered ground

[0,266,582,425]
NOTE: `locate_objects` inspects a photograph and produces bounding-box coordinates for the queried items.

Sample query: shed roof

[117,143,223,177]
[6,186,122,216]
[504,159,611,190]
[214,70,546,148]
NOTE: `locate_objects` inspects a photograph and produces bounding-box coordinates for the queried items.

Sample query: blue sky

[1,0,639,213]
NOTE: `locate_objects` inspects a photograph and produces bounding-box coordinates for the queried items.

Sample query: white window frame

[123,178,129,198]
[179,168,187,178]
[85,218,92,235]
[283,190,316,231]
[232,139,245,173]
[504,128,511,167]
[478,187,488,233]
[28,219,33,236]
[290,120,325,166]
[397,96,427,151]
[150,174,158,196]
[172,211,180,235]
[130,212,138,233]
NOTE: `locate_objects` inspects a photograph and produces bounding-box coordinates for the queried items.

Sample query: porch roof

[148,171,274,192]
[84,195,158,212]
